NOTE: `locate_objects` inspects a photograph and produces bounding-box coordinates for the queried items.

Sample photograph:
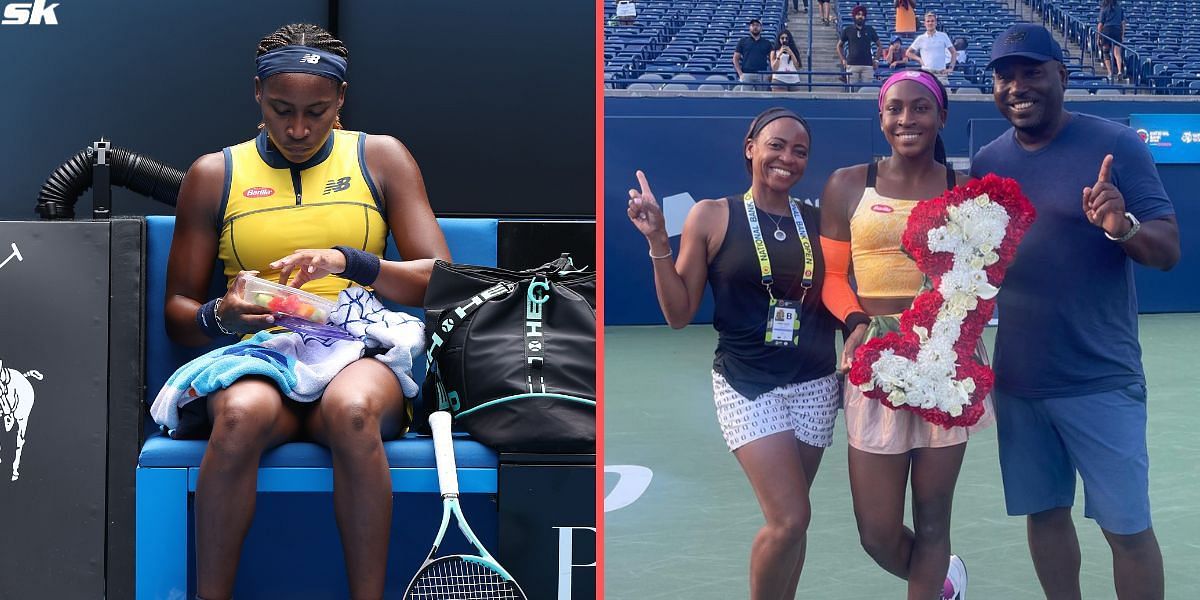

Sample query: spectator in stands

[1098,0,1127,81]
[772,30,804,92]
[734,18,775,91]
[818,0,833,27]
[790,0,808,15]
[819,68,973,600]
[616,0,637,26]
[974,23,1177,600]
[895,0,917,33]
[906,12,956,81]
[627,107,840,600]
[162,23,449,600]
[952,37,969,66]
[839,5,884,92]
[885,36,909,68]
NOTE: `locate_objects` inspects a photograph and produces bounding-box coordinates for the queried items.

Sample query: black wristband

[844,311,871,335]
[196,298,232,338]
[333,245,381,286]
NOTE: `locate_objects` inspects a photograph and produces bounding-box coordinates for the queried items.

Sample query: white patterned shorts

[712,371,840,452]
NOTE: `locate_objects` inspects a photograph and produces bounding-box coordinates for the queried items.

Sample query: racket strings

[407,558,522,599]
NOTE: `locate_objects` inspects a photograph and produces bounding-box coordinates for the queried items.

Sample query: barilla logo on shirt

[871,204,895,213]
[243,187,275,198]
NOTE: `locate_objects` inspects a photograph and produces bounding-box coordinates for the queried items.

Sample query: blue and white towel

[150,287,424,436]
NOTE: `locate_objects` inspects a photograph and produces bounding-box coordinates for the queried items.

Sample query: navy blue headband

[255,46,347,83]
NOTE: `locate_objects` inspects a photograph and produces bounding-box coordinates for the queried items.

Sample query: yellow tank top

[218,129,388,302]
[849,187,924,298]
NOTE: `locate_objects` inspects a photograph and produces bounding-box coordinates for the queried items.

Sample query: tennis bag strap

[425,273,559,410]
[425,280,515,413]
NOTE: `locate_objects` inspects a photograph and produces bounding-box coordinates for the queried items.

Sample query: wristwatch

[1104,211,1141,243]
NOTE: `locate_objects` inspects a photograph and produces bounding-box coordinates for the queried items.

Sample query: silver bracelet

[212,298,235,336]
[649,248,672,260]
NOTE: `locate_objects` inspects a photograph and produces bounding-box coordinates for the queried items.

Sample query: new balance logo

[300,53,321,64]
[323,177,351,195]
[1,0,60,25]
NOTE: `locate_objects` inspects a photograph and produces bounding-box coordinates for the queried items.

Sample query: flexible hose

[36,144,186,219]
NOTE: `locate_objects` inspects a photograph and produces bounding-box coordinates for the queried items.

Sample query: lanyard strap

[742,190,814,299]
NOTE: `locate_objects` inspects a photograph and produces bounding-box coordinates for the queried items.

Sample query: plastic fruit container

[240,275,335,324]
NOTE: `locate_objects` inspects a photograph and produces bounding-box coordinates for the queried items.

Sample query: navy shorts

[994,382,1151,535]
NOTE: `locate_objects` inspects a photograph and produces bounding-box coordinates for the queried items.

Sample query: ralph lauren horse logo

[0,359,42,481]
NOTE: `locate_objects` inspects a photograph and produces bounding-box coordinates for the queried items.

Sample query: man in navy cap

[971,23,1177,600]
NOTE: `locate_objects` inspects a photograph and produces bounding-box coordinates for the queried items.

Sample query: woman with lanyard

[819,69,984,600]
[161,24,448,599]
[627,107,839,599]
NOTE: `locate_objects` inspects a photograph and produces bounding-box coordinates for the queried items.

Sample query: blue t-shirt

[1100,5,1125,29]
[736,35,775,73]
[970,113,1174,398]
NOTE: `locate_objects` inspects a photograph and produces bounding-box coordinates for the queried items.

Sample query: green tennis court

[604,315,1200,598]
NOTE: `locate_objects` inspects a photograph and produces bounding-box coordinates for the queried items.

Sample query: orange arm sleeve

[820,236,865,324]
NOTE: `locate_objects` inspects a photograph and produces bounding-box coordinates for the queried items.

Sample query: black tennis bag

[420,255,596,453]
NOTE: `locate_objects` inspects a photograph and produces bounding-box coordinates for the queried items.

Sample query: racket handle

[429,411,459,497]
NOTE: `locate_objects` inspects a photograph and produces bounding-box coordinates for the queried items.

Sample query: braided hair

[257,23,348,60]
[256,24,348,129]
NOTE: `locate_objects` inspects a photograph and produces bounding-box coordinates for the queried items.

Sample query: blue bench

[136,215,500,599]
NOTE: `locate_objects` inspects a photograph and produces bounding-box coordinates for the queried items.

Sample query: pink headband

[878,70,945,112]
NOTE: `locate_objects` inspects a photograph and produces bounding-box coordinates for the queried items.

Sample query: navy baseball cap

[748,17,761,25]
[987,24,1064,68]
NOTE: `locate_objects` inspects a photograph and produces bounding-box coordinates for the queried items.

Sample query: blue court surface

[604,316,1200,599]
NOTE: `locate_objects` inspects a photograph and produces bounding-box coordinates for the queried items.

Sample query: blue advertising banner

[1129,114,1200,164]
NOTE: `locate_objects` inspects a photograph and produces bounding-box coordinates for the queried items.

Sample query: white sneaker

[943,554,967,599]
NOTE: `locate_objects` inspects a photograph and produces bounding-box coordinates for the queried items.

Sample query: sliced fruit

[281,295,302,313]
[294,303,316,319]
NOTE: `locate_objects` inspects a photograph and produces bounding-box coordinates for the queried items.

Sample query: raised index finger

[635,170,654,200]
[1097,154,1113,184]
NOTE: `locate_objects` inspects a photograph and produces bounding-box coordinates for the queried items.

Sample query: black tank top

[709,196,837,400]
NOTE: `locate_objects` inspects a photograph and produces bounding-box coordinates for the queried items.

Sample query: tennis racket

[403,411,528,599]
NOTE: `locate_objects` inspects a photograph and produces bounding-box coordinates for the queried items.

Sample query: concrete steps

[785,2,850,91]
